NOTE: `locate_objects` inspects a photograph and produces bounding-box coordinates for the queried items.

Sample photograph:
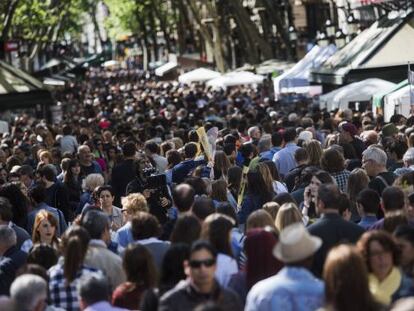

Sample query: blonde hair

[246,209,276,231]
[121,193,149,215]
[256,163,275,195]
[275,203,303,232]
[82,173,104,192]
[39,150,52,163]
[262,202,280,221]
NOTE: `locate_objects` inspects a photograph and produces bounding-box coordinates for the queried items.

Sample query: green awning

[373,79,408,108]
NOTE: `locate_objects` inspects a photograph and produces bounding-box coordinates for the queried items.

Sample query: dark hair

[394,225,414,246]
[245,229,282,290]
[321,148,345,173]
[18,165,34,178]
[27,244,58,270]
[38,164,56,182]
[64,159,80,184]
[382,186,405,212]
[0,183,29,227]
[172,184,195,213]
[62,125,72,136]
[184,142,198,159]
[0,196,12,222]
[318,184,340,210]
[337,193,351,216]
[356,189,380,214]
[271,132,283,147]
[166,150,182,168]
[262,160,280,182]
[95,185,115,198]
[190,240,217,260]
[201,214,234,257]
[61,225,91,283]
[160,243,190,292]
[145,141,160,155]
[131,212,161,240]
[192,196,215,220]
[313,170,335,184]
[81,210,110,240]
[123,243,157,287]
[274,192,297,206]
[223,143,236,157]
[28,184,47,204]
[78,273,111,306]
[294,148,309,163]
[358,230,401,273]
[383,211,408,234]
[283,128,297,143]
[170,213,201,245]
[246,170,273,203]
[183,177,207,196]
[122,142,136,158]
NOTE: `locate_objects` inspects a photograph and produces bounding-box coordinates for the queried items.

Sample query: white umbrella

[103,60,120,68]
[178,68,221,84]
[384,85,412,121]
[206,71,264,89]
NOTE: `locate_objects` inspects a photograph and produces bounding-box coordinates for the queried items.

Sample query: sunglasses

[189,258,216,269]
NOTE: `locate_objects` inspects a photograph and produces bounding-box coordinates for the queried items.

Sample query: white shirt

[215,253,238,288]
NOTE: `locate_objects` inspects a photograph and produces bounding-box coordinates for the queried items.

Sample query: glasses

[189,258,216,269]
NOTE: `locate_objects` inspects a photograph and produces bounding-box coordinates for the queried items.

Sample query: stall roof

[310,11,414,85]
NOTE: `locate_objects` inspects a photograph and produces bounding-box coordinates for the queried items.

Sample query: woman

[347,168,370,217]
[261,161,288,195]
[0,182,30,229]
[92,139,107,173]
[320,148,350,193]
[170,213,201,246]
[211,179,230,207]
[96,185,123,231]
[246,209,277,232]
[275,203,304,231]
[302,170,335,220]
[227,166,242,210]
[63,159,82,213]
[78,173,104,214]
[201,213,238,287]
[304,140,323,167]
[106,145,120,183]
[229,229,282,305]
[49,226,101,311]
[237,170,274,225]
[31,210,60,250]
[214,151,231,180]
[323,244,382,311]
[357,230,414,305]
[112,244,157,310]
[165,150,182,185]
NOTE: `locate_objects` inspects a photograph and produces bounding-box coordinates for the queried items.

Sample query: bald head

[361,130,379,146]
[172,184,195,213]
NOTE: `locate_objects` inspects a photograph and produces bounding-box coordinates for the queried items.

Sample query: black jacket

[308,213,365,277]
[159,280,242,311]
[0,246,27,295]
[111,159,136,206]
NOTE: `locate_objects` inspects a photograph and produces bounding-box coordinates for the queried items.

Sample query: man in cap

[339,122,366,159]
[245,223,324,311]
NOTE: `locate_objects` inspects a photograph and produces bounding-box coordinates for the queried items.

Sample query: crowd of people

[2,65,414,310]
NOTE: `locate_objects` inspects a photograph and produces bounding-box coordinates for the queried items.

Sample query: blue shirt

[358,215,378,230]
[245,266,324,311]
[272,143,300,178]
[115,222,134,248]
[260,146,282,161]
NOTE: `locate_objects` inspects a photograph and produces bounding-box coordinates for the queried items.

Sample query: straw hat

[273,223,322,263]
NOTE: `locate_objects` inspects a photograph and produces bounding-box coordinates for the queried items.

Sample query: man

[159,240,242,311]
[172,142,205,184]
[161,183,195,240]
[131,212,170,269]
[363,146,396,196]
[260,131,283,161]
[145,141,168,173]
[307,184,364,277]
[245,223,324,311]
[0,197,31,251]
[339,122,366,159]
[78,145,103,179]
[39,164,72,222]
[356,189,380,230]
[370,186,407,230]
[18,165,35,189]
[10,274,48,311]
[272,127,300,179]
[0,225,27,295]
[395,147,414,176]
[60,124,79,154]
[111,141,137,206]
[394,225,414,278]
[81,210,126,289]
[284,147,309,192]
[247,126,261,145]
[77,273,127,311]
[27,184,67,236]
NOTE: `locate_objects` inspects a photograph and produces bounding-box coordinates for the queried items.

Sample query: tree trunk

[1,0,20,41]
[152,0,171,54]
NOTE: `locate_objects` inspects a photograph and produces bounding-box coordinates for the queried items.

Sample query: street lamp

[288,26,297,42]
[317,31,329,47]
[335,30,346,48]
[325,19,335,38]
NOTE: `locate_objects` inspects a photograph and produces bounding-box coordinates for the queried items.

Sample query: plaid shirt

[49,260,100,311]
[331,170,351,193]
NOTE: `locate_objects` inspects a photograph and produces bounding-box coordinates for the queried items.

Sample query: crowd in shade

[3,65,414,311]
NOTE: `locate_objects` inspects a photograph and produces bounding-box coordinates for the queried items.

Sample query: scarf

[369,267,401,305]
